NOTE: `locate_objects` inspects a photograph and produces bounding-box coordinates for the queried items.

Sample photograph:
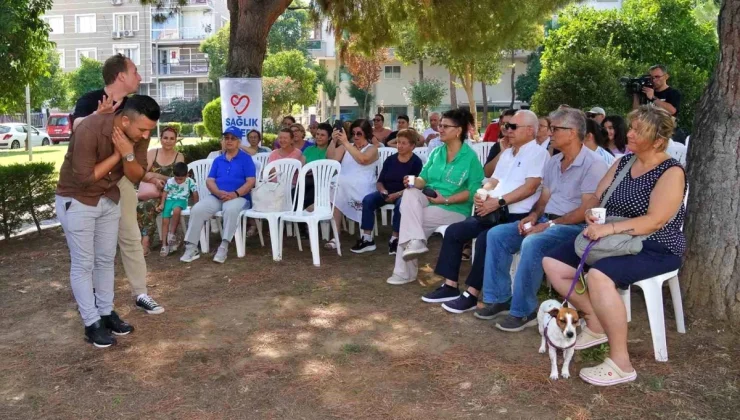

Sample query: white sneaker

[180,244,200,263]
[386,274,416,285]
[402,239,429,261]
[213,244,228,264]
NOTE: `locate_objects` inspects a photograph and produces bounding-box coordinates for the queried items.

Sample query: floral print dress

[137,150,182,238]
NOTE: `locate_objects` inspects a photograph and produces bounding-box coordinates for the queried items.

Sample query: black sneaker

[84,319,116,348]
[421,284,460,303]
[441,291,478,314]
[474,301,511,320]
[136,295,165,315]
[101,311,134,336]
[496,311,538,332]
[350,238,376,254]
[388,238,398,255]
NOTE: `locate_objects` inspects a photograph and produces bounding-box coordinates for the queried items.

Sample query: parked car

[0,123,51,150]
[47,113,72,144]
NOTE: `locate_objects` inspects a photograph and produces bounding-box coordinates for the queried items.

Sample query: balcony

[157,0,213,8]
[154,59,210,77]
[308,39,332,59]
[152,27,213,42]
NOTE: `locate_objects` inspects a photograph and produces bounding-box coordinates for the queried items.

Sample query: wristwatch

[444,197,449,205]
[547,220,555,228]
[498,196,506,206]
[124,153,135,162]
[648,97,656,103]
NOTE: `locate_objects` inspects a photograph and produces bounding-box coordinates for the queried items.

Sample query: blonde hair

[290,123,305,136]
[627,105,675,152]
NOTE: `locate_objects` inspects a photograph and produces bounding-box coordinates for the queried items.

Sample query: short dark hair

[103,54,130,85]
[247,129,262,142]
[121,95,160,121]
[649,64,668,73]
[501,109,517,119]
[282,115,296,124]
[317,122,332,136]
[350,119,373,140]
[441,108,474,143]
[173,162,188,177]
[397,115,410,123]
[374,113,384,122]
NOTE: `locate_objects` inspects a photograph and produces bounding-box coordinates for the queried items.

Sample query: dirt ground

[1,226,738,420]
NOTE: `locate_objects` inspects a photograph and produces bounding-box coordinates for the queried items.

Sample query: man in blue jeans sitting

[474,107,609,331]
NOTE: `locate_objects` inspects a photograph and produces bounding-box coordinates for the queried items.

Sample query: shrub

[180,123,194,136]
[160,98,206,123]
[194,123,206,139]
[0,162,56,239]
[176,139,222,163]
[262,133,277,149]
[202,97,222,138]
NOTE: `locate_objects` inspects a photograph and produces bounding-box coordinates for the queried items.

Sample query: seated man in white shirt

[424,112,443,148]
[421,110,551,313]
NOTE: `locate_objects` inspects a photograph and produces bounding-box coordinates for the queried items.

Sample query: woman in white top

[325,119,379,249]
[584,118,616,166]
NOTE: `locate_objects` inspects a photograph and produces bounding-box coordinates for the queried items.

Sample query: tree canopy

[67,57,104,102]
[262,50,318,106]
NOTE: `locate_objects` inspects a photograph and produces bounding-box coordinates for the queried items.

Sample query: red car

[47,113,72,144]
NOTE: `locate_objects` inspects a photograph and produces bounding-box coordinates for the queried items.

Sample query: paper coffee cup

[523,222,532,230]
[476,188,488,200]
[407,175,416,188]
[591,208,606,224]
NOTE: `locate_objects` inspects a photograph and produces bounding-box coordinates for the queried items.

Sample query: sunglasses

[504,123,530,131]
[352,130,364,137]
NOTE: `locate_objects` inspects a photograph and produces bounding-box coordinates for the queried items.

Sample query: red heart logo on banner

[230,94,251,115]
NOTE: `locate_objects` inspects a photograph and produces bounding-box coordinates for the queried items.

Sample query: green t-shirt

[419,143,484,216]
[303,145,328,163]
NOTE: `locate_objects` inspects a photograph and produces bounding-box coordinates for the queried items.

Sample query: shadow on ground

[0,227,738,419]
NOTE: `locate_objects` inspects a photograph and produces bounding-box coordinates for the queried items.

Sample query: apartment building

[42,0,229,108]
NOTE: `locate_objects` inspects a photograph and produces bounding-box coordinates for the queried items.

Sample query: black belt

[544,213,561,221]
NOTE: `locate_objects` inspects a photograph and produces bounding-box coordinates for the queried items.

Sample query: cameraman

[633,64,680,117]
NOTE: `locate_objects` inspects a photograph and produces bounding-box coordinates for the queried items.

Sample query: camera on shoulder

[620,75,653,104]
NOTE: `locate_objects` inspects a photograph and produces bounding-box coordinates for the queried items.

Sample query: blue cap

[222,126,243,140]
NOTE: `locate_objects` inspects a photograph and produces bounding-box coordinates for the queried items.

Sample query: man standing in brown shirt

[56,95,159,348]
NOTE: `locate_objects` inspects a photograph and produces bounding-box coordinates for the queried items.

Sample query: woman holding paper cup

[385,108,484,286]
[542,105,687,387]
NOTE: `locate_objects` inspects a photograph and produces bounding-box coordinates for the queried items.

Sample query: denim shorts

[546,240,682,289]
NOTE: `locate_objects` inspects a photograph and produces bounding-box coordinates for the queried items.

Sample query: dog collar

[544,324,576,350]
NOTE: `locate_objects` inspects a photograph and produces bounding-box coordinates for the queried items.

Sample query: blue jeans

[482,221,584,317]
[361,191,402,233]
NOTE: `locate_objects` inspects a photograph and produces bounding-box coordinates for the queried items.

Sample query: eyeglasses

[352,130,364,137]
[551,126,573,132]
[438,124,460,130]
[504,123,531,131]
[651,74,664,80]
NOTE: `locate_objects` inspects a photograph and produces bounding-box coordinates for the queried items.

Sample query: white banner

[219,78,263,137]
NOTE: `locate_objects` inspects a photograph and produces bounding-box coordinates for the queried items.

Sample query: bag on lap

[137,182,160,200]
[251,172,288,213]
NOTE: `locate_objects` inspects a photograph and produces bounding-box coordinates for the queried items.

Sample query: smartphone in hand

[421,187,438,198]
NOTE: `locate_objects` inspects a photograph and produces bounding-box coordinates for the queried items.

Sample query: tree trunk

[419,60,428,121]
[335,52,341,120]
[509,50,516,109]
[226,0,292,77]
[481,81,488,126]
[682,0,740,324]
[418,59,424,81]
[449,72,457,108]
[461,68,478,141]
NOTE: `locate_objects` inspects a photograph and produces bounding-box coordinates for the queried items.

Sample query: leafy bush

[162,122,182,137]
[194,123,206,139]
[176,139,222,163]
[405,78,446,119]
[202,98,222,138]
[0,162,56,239]
[262,133,277,149]
[160,98,206,123]
[180,123,194,136]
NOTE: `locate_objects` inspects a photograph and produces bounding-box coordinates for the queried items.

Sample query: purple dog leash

[562,239,598,304]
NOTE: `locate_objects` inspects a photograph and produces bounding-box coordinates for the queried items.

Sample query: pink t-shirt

[268,148,304,184]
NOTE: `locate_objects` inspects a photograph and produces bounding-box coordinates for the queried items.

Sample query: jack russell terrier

[537,299,584,380]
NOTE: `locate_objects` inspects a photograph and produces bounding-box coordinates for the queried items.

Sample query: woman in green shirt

[302,122,331,163]
[387,108,485,286]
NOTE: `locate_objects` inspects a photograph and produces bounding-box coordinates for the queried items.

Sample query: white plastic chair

[666,139,687,166]
[280,160,342,266]
[412,147,429,164]
[182,159,214,253]
[472,142,493,167]
[252,152,270,172]
[617,186,689,362]
[237,158,302,260]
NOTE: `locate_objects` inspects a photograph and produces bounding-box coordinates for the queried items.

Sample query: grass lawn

[0,137,209,173]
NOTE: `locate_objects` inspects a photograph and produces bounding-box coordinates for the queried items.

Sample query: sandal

[461,242,472,261]
[579,357,637,386]
[575,326,608,350]
[324,240,338,250]
[160,246,169,257]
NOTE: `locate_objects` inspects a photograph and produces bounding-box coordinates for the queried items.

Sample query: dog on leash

[537,299,583,380]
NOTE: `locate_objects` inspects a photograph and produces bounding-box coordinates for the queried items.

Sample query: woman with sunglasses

[325,119,379,249]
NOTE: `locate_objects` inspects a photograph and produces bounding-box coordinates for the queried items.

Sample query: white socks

[362,233,373,242]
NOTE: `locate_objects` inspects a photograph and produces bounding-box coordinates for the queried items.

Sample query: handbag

[474,204,509,225]
[251,172,288,212]
[137,181,161,200]
[574,155,650,265]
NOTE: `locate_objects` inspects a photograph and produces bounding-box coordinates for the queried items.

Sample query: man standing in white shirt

[423,112,442,148]
[421,110,550,312]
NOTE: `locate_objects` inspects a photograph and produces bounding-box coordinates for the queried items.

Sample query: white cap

[588,107,606,116]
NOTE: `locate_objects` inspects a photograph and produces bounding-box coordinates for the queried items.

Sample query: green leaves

[67,57,104,101]
[405,79,447,116]
[263,50,318,106]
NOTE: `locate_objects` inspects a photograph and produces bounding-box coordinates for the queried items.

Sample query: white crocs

[579,357,637,386]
